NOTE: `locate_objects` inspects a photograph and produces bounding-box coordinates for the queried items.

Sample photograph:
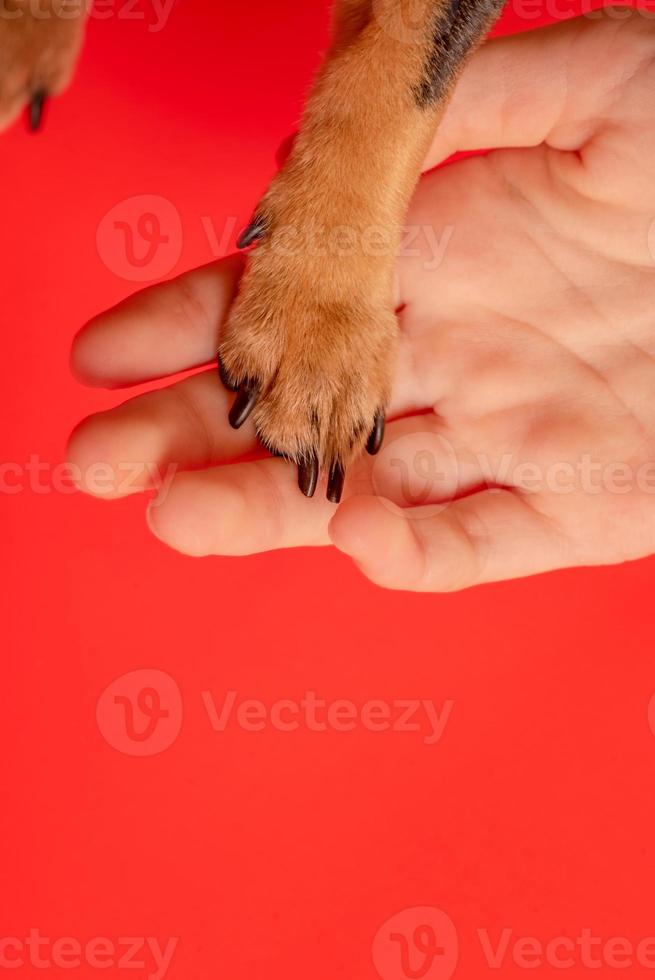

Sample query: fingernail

[228,385,258,428]
[218,356,238,392]
[366,410,385,455]
[326,461,345,503]
[298,454,318,498]
[236,215,267,249]
[29,89,47,132]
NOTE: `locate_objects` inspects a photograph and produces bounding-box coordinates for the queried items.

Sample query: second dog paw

[0,5,87,132]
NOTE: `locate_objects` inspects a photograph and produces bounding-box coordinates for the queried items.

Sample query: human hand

[69,9,655,591]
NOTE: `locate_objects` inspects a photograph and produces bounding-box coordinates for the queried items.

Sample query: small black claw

[327,461,345,504]
[298,455,319,498]
[366,410,385,456]
[217,357,238,392]
[236,215,267,249]
[29,89,47,132]
[228,384,259,429]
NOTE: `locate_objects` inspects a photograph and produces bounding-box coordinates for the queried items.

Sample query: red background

[3,0,655,977]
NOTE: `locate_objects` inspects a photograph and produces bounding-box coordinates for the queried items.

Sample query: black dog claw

[236,215,267,249]
[29,90,47,132]
[218,357,238,392]
[228,385,259,429]
[298,455,319,498]
[366,410,385,456]
[327,461,345,504]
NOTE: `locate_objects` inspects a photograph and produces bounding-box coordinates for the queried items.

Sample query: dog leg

[220,0,506,502]
[0,0,88,131]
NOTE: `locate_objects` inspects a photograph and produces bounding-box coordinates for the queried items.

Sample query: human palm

[70,10,655,590]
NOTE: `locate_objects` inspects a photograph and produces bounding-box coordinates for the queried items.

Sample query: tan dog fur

[0,0,87,129]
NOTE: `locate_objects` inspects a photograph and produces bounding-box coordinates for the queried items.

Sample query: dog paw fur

[0,1,87,131]
[219,179,398,501]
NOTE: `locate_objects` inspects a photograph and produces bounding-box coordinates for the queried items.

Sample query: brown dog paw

[218,206,397,502]
[0,1,87,132]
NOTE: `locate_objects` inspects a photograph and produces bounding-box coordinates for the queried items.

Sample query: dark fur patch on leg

[413,0,506,108]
